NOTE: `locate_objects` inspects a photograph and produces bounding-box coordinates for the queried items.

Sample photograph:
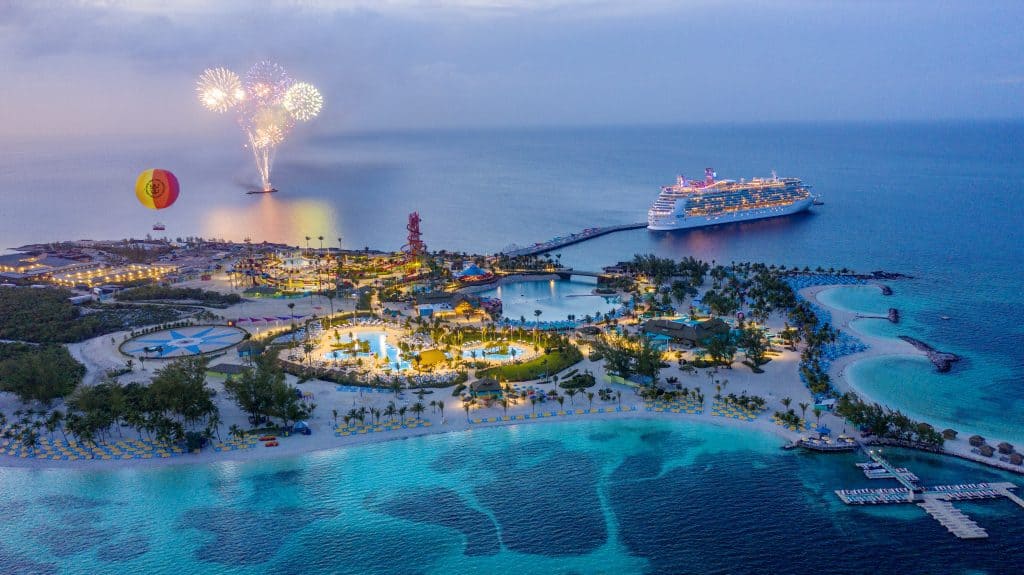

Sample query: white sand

[3,281,1018,475]
[804,284,1024,475]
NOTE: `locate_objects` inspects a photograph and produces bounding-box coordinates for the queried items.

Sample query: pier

[835,450,1022,539]
[502,222,647,257]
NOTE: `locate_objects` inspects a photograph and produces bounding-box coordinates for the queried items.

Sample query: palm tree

[530,397,537,414]
[436,401,445,421]
[411,402,425,421]
[556,396,565,409]
[586,392,595,409]
[813,408,823,427]
[500,397,509,417]
[798,402,809,421]
[615,390,622,406]
[781,397,792,411]
[566,388,578,405]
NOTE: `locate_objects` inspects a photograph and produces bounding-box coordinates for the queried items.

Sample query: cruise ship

[647,168,814,231]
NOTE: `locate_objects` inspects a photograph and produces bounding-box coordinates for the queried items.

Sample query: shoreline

[456,273,562,295]
[803,284,1024,476]
[2,281,1018,477]
[0,405,801,470]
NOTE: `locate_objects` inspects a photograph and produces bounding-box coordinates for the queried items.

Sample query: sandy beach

[3,280,1019,477]
[802,284,1024,475]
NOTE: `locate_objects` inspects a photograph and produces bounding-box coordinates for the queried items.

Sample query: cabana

[470,378,502,398]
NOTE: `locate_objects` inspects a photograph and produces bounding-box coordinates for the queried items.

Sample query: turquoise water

[848,355,1023,444]
[324,331,411,371]
[820,286,1023,444]
[1,419,1022,574]
[478,279,620,322]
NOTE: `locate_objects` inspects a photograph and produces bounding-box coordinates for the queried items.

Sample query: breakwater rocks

[899,336,961,372]
[867,270,913,280]
[888,308,900,323]
[880,284,893,295]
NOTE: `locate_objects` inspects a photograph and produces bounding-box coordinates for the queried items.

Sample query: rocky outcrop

[888,308,900,323]
[869,270,913,280]
[899,336,960,372]
[880,284,893,295]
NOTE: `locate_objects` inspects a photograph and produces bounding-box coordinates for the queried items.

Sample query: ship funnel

[677,175,686,186]
[705,167,715,183]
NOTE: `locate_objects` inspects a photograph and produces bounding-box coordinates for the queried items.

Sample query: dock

[835,450,1022,539]
[502,222,647,257]
[918,499,988,539]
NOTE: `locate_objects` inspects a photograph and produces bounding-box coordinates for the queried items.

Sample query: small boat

[812,197,825,206]
[941,315,951,320]
[247,188,279,195]
[258,435,276,442]
[152,222,166,231]
[264,441,279,447]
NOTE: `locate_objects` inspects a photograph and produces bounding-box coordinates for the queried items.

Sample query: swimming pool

[324,331,411,371]
[461,344,528,362]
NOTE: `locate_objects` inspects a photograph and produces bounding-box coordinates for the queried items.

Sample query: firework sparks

[283,82,324,121]
[198,61,323,192]
[196,68,245,113]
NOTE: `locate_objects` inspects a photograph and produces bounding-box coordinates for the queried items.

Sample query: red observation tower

[403,212,426,261]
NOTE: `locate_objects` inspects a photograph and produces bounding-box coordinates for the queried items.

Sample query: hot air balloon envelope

[135,169,180,210]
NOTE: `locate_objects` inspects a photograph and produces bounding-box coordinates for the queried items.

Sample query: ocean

[1,419,1023,574]
[1,122,1023,572]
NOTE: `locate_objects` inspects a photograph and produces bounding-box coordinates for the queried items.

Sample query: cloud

[0,0,1022,139]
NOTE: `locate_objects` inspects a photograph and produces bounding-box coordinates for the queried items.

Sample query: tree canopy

[0,342,84,404]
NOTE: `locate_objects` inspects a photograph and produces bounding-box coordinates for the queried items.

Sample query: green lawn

[477,347,582,382]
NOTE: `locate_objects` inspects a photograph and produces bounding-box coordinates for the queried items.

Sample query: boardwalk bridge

[502,222,647,258]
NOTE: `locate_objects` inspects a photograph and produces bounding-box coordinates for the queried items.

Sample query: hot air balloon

[136,169,179,209]
[136,169,179,231]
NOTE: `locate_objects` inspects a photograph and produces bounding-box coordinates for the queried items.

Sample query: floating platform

[835,450,1021,539]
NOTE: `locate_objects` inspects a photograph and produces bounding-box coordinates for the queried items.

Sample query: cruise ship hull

[647,196,814,231]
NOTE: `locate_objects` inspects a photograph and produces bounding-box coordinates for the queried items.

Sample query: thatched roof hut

[978,444,995,457]
[1010,453,1023,466]
[470,378,502,397]
[941,428,958,440]
[968,435,985,447]
[997,442,1015,454]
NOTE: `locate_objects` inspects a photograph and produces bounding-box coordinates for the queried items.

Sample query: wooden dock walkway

[835,449,1021,540]
[918,499,988,539]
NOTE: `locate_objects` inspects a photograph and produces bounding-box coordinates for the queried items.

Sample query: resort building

[454,263,496,286]
[642,317,730,346]
[469,378,502,398]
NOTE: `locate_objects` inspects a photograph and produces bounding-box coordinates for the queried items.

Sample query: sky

[1,0,1022,139]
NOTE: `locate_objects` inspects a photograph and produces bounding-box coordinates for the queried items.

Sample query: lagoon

[478,279,620,323]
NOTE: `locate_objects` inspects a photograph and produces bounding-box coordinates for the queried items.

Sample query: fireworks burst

[283,82,324,121]
[196,68,244,113]
[197,61,324,192]
[244,61,292,108]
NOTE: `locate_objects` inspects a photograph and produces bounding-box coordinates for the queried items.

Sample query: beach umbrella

[135,168,180,210]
